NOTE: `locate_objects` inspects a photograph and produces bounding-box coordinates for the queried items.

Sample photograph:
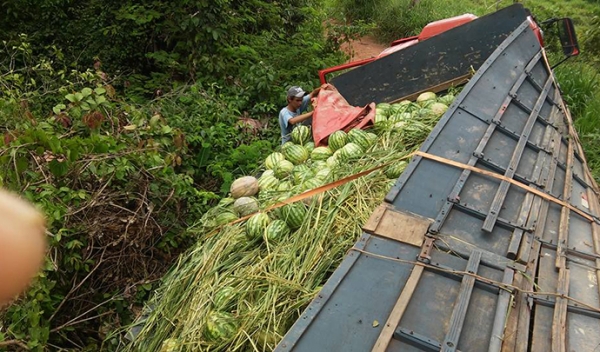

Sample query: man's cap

[287,86,305,98]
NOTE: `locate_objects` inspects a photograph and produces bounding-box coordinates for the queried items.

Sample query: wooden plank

[551,268,570,352]
[371,264,425,352]
[489,268,515,352]
[514,240,542,352]
[442,250,483,352]
[363,205,430,247]
[555,133,574,270]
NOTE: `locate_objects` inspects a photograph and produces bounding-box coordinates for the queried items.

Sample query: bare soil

[340,35,388,62]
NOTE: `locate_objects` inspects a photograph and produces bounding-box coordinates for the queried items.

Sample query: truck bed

[277,7,600,352]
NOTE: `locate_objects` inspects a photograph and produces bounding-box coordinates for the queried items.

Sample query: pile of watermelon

[125,91,457,352]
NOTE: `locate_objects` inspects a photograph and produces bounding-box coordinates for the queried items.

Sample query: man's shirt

[278,95,311,144]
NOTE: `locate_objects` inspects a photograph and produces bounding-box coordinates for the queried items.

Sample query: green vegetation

[0,0,599,350]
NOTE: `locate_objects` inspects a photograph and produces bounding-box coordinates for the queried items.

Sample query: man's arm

[288,110,313,125]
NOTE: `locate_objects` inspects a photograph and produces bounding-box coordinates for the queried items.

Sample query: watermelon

[291,125,311,145]
[213,286,236,310]
[204,311,239,342]
[339,142,364,160]
[264,220,290,242]
[304,141,315,152]
[385,161,409,179]
[311,146,333,161]
[281,141,295,152]
[366,132,378,145]
[258,174,279,191]
[265,152,285,170]
[430,102,448,116]
[233,197,259,217]
[230,176,259,199]
[347,128,372,151]
[311,160,327,170]
[273,160,294,179]
[301,178,323,191]
[218,197,235,207]
[283,144,309,165]
[375,109,388,125]
[438,93,455,106]
[326,155,340,169]
[215,211,238,226]
[292,166,315,185]
[315,167,332,180]
[260,169,274,179]
[277,181,293,192]
[160,338,179,352]
[328,130,347,151]
[416,92,437,105]
[246,212,271,240]
[280,203,307,229]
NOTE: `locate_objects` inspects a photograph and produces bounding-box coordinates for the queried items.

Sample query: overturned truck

[277,4,598,352]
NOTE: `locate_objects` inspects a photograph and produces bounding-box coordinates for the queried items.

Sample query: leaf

[94,87,106,95]
[75,92,84,101]
[52,103,66,114]
[95,95,107,104]
[49,160,68,177]
[80,102,90,111]
[81,87,93,97]
[123,125,137,131]
[65,94,77,103]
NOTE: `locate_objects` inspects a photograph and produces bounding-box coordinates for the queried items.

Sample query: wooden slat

[363,205,430,247]
[551,268,570,352]
[488,268,515,352]
[555,129,575,270]
[442,250,483,352]
[371,265,424,352]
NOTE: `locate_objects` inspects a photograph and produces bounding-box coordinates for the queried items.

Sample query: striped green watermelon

[326,155,340,169]
[265,152,285,170]
[273,159,294,179]
[340,142,364,160]
[315,167,332,181]
[280,203,307,229]
[213,286,236,310]
[291,125,311,145]
[347,128,372,151]
[311,160,327,170]
[233,197,259,217]
[218,197,235,207]
[292,166,315,185]
[258,174,279,191]
[301,177,323,191]
[215,211,238,225]
[277,181,293,192]
[366,132,378,145]
[328,130,347,151]
[304,141,315,152]
[246,212,271,240]
[281,141,295,152]
[264,219,290,242]
[376,103,392,116]
[385,161,409,179]
[438,93,455,106]
[283,144,309,165]
[375,109,388,125]
[311,146,333,161]
[204,311,239,342]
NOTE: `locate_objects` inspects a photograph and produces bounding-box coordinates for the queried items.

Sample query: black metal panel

[330,4,531,106]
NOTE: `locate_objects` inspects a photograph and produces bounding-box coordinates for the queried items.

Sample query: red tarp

[311,84,376,147]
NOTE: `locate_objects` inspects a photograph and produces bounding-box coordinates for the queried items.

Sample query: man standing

[278,86,321,144]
